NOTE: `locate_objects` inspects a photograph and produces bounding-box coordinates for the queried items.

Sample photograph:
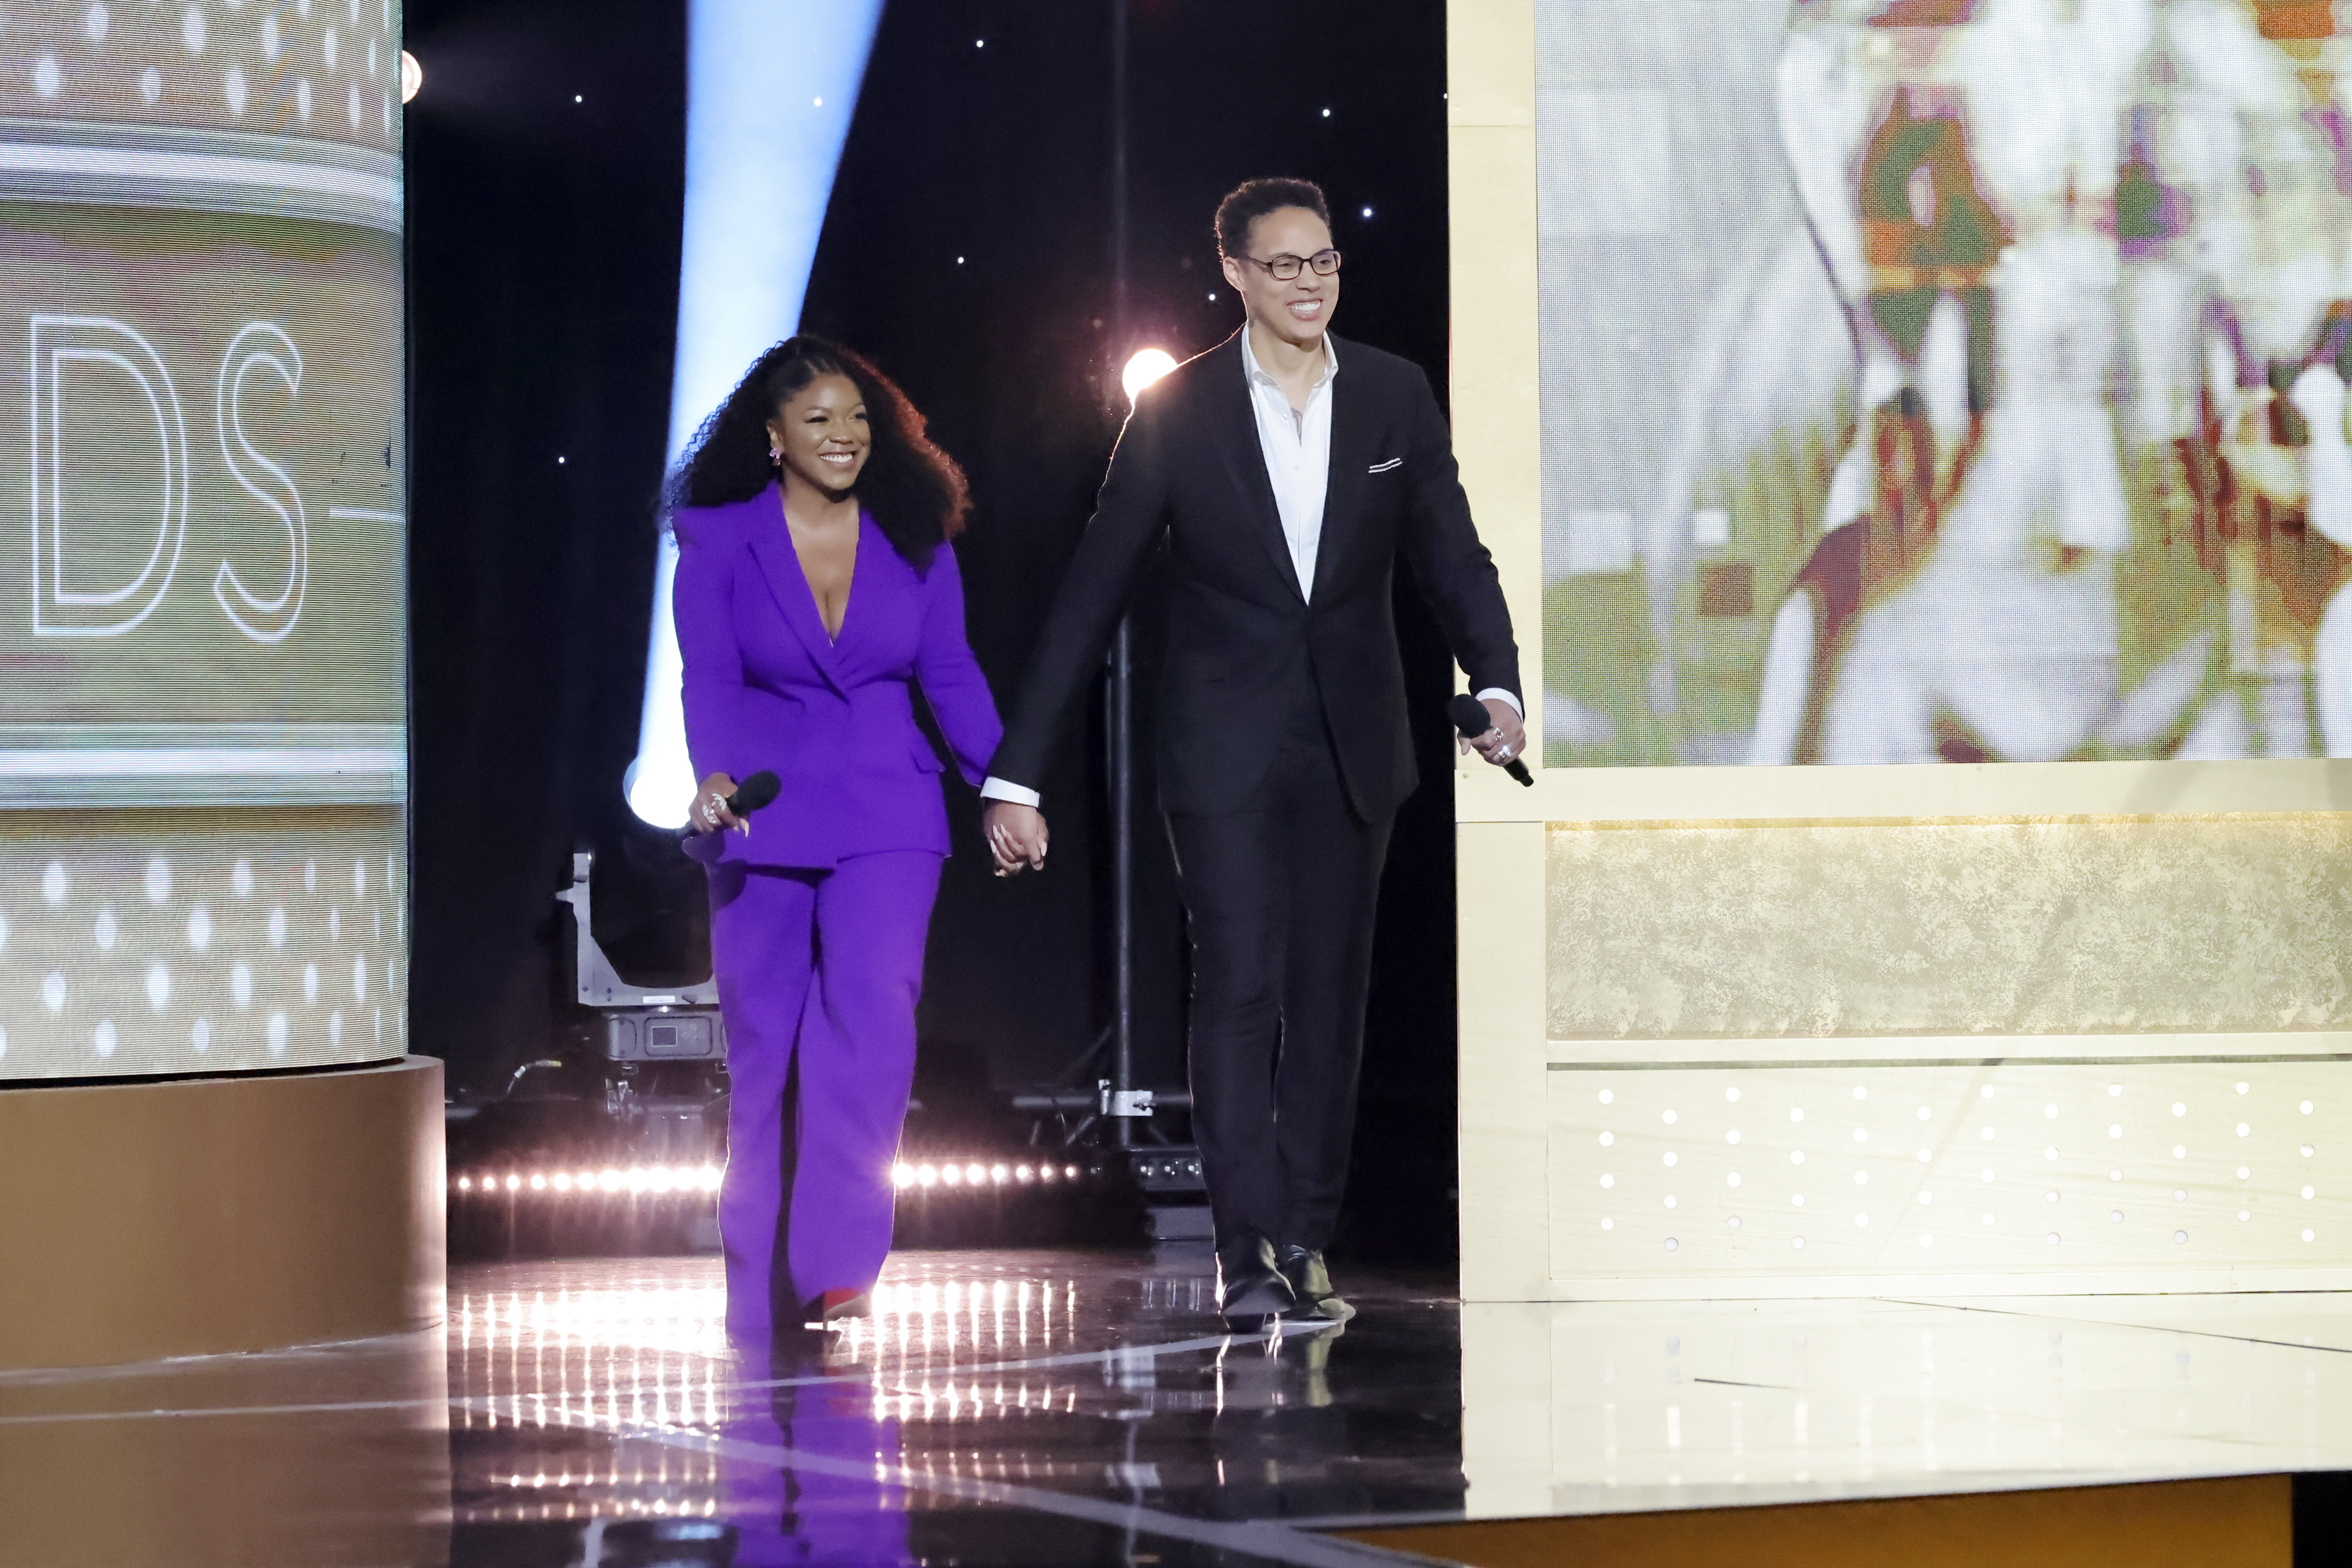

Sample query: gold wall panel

[1548,816,2352,1040]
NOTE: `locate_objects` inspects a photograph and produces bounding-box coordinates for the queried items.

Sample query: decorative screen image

[1538,0,2352,768]
[0,3,405,1081]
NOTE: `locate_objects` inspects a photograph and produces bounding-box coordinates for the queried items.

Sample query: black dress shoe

[1276,1243,1354,1323]
[1216,1232,1296,1322]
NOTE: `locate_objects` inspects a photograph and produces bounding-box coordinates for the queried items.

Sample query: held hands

[984,801,1048,877]
[1457,696,1528,768]
[691,772,749,836]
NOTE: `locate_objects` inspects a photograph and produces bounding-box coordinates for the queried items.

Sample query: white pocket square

[1367,457,1402,474]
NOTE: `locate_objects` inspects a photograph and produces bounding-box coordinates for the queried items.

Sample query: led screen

[1539,0,2352,768]
[0,2,405,1080]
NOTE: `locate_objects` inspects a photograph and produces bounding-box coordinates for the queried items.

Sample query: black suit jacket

[989,329,1522,821]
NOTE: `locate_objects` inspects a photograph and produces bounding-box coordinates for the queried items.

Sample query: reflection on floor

[1465,1290,2352,1522]
[8,1248,2352,1566]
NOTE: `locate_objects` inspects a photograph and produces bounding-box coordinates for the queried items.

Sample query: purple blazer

[671,484,1003,870]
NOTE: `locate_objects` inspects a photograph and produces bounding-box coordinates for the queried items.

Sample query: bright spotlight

[942,1165,962,1186]
[505,1173,522,1193]
[893,1163,916,1188]
[990,1163,1011,1185]
[1039,1165,1057,1183]
[1016,1165,1034,1183]
[399,50,423,104]
[965,1163,987,1185]
[1122,348,1178,405]
[552,1173,574,1192]
[917,1164,939,1187]
[456,1175,473,1192]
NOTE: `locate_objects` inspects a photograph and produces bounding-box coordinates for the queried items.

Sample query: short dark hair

[1214,177,1331,259]
[665,335,970,570]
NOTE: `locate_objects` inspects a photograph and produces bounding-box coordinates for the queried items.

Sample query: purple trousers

[708,850,941,1335]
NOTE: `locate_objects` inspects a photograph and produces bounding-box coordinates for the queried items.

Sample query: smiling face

[766,371,870,497]
[1220,205,1340,351]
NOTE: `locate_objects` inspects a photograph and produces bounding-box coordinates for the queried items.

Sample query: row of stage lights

[450,1160,1095,1199]
[894,1160,1086,1189]
[455,1166,721,1197]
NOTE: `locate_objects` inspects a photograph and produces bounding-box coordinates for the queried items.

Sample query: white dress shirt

[1241,325,1339,597]
[981,328,1516,808]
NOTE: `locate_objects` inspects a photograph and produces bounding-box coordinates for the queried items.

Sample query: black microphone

[725,770,781,816]
[1448,693,1534,787]
[681,770,781,843]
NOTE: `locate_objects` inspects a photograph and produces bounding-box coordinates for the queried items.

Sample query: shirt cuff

[979,777,1042,808]
[1472,687,1523,719]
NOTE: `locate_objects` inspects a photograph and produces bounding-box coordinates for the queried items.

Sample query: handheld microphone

[680,770,781,844]
[1448,694,1534,787]
[725,770,781,816]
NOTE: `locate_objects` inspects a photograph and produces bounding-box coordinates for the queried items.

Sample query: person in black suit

[981,178,1525,1323]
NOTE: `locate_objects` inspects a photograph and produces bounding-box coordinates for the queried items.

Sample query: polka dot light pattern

[0,809,403,1079]
[0,0,402,148]
[1555,1065,2346,1279]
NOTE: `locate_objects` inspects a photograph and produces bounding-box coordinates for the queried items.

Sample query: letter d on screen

[29,315,189,639]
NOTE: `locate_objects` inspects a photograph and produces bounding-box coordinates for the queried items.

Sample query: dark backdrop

[403,0,1462,1261]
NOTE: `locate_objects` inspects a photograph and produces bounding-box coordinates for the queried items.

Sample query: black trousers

[1166,703,1394,1253]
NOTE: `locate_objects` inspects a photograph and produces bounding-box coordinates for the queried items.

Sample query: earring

[768,444,782,464]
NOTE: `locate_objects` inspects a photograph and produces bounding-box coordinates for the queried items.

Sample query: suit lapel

[743,487,849,696]
[1207,334,1309,604]
[1311,341,1374,606]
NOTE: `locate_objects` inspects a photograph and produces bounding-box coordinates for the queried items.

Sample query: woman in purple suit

[667,336,1003,1336]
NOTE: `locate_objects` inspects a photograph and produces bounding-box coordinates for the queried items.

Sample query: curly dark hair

[665,335,971,569]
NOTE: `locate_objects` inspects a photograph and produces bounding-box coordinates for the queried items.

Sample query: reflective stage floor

[7,1248,2352,1564]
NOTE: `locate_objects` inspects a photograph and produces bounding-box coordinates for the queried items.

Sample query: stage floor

[6,1247,2352,1565]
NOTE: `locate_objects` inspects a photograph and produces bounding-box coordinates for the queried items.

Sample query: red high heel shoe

[808,1287,871,1325]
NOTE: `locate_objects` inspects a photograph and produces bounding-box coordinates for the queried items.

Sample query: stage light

[1065,1165,1079,1180]
[1016,1165,1034,1183]
[457,1175,472,1192]
[918,1165,938,1187]
[505,1174,521,1192]
[552,1173,574,1192]
[1122,348,1178,405]
[1039,1165,1057,1183]
[628,0,886,827]
[600,1169,623,1192]
[578,1171,596,1189]
[989,1163,1009,1185]
[649,1168,674,1193]
[965,1162,986,1184]
[893,1163,915,1188]
[399,50,421,104]
[942,1165,962,1186]
[529,1173,548,1191]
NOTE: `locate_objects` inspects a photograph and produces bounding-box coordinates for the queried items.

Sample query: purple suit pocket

[909,737,945,774]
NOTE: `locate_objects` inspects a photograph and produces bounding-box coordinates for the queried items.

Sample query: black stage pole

[1107,0,1135,1150]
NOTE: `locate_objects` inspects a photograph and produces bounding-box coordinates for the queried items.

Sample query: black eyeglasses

[1233,248,1342,281]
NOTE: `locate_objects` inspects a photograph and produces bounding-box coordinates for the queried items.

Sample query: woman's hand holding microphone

[692,772,749,836]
